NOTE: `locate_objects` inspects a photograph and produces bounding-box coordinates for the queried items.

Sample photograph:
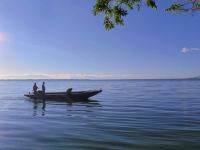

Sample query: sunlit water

[0,80,200,150]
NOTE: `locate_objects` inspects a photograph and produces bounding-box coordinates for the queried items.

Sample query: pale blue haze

[0,0,199,79]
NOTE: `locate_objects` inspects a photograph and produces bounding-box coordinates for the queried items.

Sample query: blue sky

[0,0,199,79]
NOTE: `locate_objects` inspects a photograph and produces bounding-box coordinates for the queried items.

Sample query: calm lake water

[0,80,200,150]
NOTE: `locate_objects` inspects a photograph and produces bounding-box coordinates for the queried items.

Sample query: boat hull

[24,90,102,101]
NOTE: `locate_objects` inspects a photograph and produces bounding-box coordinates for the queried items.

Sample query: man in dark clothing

[42,82,45,94]
[33,83,38,94]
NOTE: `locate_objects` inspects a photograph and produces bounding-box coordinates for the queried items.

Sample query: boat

[24,89,102,101]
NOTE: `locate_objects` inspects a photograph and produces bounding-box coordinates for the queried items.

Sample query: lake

[0,80,200,150]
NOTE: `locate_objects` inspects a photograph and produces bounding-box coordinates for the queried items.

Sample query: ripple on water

[0,80,200,149]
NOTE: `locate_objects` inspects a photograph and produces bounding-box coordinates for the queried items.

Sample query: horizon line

[0,77,199,80]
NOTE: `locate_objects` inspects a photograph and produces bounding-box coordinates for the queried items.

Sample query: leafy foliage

[93,0,200,30]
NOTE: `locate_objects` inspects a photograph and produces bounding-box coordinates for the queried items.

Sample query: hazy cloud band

[181,47,200,53]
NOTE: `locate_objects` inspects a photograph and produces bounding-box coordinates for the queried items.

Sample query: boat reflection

[30,98,101,116]
[32,99,46,116]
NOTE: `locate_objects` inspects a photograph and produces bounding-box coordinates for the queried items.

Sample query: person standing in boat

[42,82,45,94]
[33,83,38,94]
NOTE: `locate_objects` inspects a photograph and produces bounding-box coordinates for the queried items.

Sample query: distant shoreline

[0,78,199,81]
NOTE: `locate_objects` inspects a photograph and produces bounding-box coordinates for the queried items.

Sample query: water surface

[0,80,200,150]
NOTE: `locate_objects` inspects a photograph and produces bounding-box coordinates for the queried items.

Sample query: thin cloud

[0,72,116,80]
[181,47,200,53]
[0,33,7,44]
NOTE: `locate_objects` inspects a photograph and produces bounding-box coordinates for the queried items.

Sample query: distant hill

[187,76,200,80]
